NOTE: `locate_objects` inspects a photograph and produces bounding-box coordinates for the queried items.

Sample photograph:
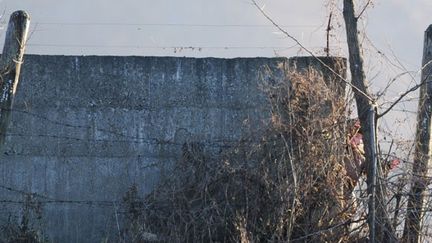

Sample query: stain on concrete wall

[0,55,291,242]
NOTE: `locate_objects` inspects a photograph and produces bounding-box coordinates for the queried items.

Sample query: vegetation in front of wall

[117,67,372,242]
[0,195,48,243]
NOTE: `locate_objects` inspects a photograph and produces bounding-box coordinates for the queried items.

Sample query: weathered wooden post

[0,11,30,146]
[403,24,432,243]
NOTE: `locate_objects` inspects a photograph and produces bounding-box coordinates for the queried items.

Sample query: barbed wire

[0,184,122,207]
[24,43,339,51]
[31,22,322,28]
[2,108,243,148]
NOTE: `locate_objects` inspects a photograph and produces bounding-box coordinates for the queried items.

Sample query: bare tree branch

[378,61,432,118]
[250,0,374,102]
[343,0,397,241]
[356,0,372,19]
[325,12,332,56]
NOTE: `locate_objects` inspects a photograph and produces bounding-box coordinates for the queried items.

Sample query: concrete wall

[0,55,345,242]
[0,55,292,242]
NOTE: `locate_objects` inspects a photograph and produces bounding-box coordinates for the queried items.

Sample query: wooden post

[0,11,30,146]
[403,24,432,243]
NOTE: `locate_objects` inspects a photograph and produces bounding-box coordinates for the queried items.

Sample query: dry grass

[0,195,46,243]
[119,66,366,242]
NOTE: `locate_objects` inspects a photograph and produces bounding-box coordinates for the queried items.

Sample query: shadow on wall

[0,55,346,242]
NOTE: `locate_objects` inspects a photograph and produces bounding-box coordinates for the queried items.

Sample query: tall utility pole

[0,11,30,146]
[403,25,432,243]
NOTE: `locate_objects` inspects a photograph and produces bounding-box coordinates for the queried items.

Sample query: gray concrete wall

[0,55,345,242]
[0,55,290,242]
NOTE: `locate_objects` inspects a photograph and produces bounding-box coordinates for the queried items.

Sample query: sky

[0,0,332,57]
[0,0,428,62]
[0,0,431,151]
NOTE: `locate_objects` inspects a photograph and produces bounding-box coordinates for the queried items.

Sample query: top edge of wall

[20,54,346,61]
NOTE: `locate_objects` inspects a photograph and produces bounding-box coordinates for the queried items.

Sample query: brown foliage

[121,67,364,242]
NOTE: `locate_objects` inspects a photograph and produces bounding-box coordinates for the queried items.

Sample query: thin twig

[356,0,372,19]
[250,0,374,102]
[378,69,432,118]
[114,202,122,241]
[326,12,333,56]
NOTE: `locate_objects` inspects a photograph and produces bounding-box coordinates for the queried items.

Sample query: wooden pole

[0,11,30,146]
[403,24,432,243]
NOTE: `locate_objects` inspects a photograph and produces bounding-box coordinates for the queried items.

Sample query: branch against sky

[252,0,418,241]
[250,0,373,102]
[378,67,432,118]
[252,1,431,241]
[251,0,423,123]
[356,0,372,19]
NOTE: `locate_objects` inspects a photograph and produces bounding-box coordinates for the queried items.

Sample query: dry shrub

[124,67,362,242]
[0,195,46,243]
[280,69,356,242]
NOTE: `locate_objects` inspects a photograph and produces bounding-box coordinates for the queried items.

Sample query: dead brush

[124,67,364,242]
[0,195,46,243]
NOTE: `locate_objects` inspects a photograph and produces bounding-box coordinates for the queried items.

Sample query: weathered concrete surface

[0,55,346,242]
[0,55,290,242]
